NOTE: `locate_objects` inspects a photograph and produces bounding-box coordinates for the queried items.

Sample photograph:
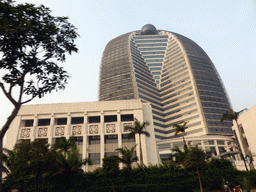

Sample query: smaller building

[232,106,256,170]
[156,135,243,168]
[4,99,158,171]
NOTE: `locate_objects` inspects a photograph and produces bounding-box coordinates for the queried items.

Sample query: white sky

[1,0,256,129]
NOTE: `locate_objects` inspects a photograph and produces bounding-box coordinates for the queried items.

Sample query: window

[34,138,48,144]
[56,118,67,125]
[173,142,183,148]
[160,154,170,164]
[105,152,118,157]
[25,120,34,127]
[122,134,135,143]
[204,140,214,145]
[217,140,225,145]
[105,135,118,144]
[89,136,100,145]
[72,136,83,145]
[104,115,117,122]
[88,116,100,123]
[89,153,100,164]
[158,144,170,149]
[205,146,217,156]
[38,119,50,126]
[121,114,133,122]
[71,117,84,124]
[218,147,226,154]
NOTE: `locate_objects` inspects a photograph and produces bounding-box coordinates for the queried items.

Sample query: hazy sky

[1,0,256,129]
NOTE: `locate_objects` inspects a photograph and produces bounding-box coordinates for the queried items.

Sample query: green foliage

[4,160,255,192]
[115,145,138,169]
[124,118,150,138]
[169,146,188,165]
[0,1,78,190]
[124,118,150,166]
[53,136,77,158]
[173,122,187,149]
[102,155,119,174]
[0,0,78,101]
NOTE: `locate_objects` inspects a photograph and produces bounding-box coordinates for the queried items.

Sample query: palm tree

[53,136,77,159]
[184,146,207,192]
[56,149,92,174]
[124,118,150,166]
[173,122,187,150]
[115,145,138,169]
[221,108,254,170]
[169,146,187,165]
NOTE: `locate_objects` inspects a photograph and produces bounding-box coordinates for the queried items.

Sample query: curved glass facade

[99,27,233,140]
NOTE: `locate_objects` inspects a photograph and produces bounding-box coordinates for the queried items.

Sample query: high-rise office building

[99,24,233,140]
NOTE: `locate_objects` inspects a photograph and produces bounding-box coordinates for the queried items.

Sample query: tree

[221,108,254,170]
[53,136,92,174]
[169,146,188,165]
[115,145,138,170]
[3,140,59,192]
[55,148,91,175]
[124,118,150,166]
[184,146,207,192]
[53,136,77,159]
[0,0,78,189]
[102,155,120,192]
[173,122,187,150]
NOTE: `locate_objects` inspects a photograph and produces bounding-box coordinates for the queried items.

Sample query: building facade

[232,106,256,168]
[99,24,233,140]
[4,100,159,171]
[5,24,248,170]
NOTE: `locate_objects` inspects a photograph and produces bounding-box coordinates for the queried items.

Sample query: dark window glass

[57,118,67,125]
[218,147,226,154]
[105,135,118,144]
[71,117,84,124]
[104,115,117,122]
[38,119,50,126]
[105,152,118,157]
[35,138,48,144]
[73,136,83,145]
[121,114,133,122]
[89,153,100,164]
[89,136,100,145]
[122,134,135,143]
[88,116,100,123]
[160,154,170,164]
[25,120,34,127]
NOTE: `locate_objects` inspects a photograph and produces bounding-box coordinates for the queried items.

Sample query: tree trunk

[111,179,116,192]
[0,139,2,192]
[0,106,21,192]
[197,168,203,192]
[139,134,143,166]
[182,132,187,150]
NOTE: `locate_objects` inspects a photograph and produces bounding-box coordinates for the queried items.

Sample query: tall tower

[99,24,233,140]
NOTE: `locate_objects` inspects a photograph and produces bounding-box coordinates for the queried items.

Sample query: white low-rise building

[4,99,159,171]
